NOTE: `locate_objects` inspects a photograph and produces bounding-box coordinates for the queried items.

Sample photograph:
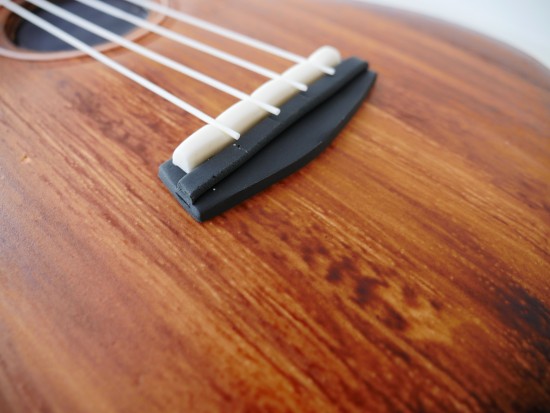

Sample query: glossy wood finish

[1,1,549,412]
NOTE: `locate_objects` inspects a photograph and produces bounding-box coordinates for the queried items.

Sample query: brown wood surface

[1,0,549,412]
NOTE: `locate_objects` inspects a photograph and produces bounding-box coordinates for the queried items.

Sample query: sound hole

[9,0,148,51]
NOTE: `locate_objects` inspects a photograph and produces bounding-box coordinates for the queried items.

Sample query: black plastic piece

[178,58,368,204]
[159,57,377,222]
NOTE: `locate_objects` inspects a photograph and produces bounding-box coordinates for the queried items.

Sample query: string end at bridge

[160,57,377,222]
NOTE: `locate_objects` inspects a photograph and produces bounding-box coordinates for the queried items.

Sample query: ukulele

[1,1,549,412]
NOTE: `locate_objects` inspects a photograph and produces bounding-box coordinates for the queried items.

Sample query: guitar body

[1,1,549,412]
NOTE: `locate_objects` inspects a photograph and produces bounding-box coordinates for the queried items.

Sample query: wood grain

[1,0,549,412]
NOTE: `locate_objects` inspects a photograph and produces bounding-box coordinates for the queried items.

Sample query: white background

[357,0,550,69]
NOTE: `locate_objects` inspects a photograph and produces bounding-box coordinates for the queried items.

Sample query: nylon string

[74,0,308,92]
[0,0,333,137]
[0,0,241,139]
[123,0,335,75]
[22,0,281,116]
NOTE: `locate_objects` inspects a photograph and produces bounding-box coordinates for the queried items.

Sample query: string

[122,0,336,75]
[0,0,241,139]
[22,0,281,116]
[73,0,308,92]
